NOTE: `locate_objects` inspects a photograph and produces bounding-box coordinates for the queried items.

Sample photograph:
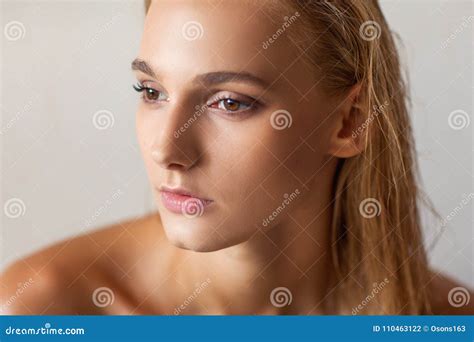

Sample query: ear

[327,83,367,158]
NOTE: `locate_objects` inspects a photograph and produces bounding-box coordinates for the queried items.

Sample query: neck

[199,190,335,315]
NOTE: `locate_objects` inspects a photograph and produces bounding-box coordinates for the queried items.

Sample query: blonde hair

[144,0,436,314]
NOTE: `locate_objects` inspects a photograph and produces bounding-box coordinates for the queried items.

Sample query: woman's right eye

[133,82,168,103]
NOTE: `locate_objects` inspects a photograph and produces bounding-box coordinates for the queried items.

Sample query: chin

[161,219,253,253]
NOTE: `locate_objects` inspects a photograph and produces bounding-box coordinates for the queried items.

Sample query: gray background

[1,0,472,288]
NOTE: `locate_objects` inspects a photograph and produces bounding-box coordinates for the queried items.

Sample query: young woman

[1,0,473,315]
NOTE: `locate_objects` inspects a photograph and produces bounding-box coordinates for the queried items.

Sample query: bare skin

[1,0,473,315]
[0,213,473,315]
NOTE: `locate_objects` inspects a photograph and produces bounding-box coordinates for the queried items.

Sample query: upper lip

[159,185,212,201]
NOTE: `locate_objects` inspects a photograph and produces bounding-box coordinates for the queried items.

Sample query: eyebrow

[131,58,157,78]
[131,58,269,88]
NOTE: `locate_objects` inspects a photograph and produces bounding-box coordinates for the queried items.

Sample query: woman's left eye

[210,98,252,112]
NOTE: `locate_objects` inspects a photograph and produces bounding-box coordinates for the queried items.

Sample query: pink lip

[158,186,213,215]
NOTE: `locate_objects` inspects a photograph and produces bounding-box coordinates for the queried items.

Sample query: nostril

[167,163,185,171]
[151,150,189,170]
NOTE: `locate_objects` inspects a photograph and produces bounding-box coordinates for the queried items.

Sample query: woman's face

[134,0,342,252]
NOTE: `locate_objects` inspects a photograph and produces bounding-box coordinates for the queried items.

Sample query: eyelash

[207,93,258,114]
[133,82,168,103]
[132,82,259,114]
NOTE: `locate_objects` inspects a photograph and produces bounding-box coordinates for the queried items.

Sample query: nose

[150,103,201,171]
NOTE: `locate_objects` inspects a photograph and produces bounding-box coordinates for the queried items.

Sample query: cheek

[135,111,155,177]
[211,112,330,230]
[135,110,147,149]
[208,130,304,235]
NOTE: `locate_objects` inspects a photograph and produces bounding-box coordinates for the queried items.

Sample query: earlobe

[327,84,367,159]
[328,126,365,158]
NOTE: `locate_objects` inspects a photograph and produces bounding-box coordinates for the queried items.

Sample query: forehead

[139,0,311,87]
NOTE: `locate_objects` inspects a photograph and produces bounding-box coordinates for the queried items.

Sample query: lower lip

[160,190,213,215]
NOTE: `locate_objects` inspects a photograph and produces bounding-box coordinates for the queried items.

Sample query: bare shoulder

[427,270,474,315]
[0,212,165,314]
